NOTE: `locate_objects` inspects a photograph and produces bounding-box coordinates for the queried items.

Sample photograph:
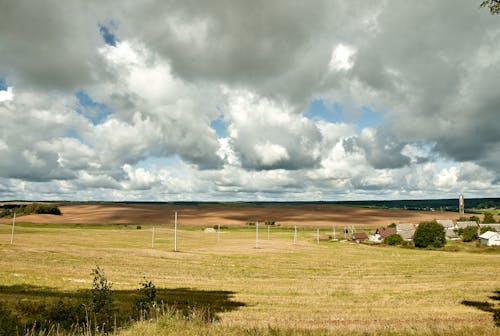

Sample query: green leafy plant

[414,221,446,248]
[383,234,404,246]
[457,226,479,242]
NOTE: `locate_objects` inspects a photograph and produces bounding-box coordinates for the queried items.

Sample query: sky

[0,0,499,201]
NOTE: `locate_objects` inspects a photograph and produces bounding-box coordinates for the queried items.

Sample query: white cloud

[0,87,14,102]
[329,44,356,71]
[1,1,500,201]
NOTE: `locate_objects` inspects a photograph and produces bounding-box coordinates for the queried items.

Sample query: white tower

[458,194,464,217]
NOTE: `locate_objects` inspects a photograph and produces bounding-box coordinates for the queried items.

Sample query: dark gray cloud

[0,0,499,200]
[0,1,107,91]
[343,128,411,169]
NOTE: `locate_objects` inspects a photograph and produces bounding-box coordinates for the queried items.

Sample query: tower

[458,194,464,217]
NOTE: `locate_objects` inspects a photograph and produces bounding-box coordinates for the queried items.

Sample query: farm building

[351,232,368,243]
[478,231,500,246]
[369,227,397,242]
[479,223,500,232]
[445,230,459,240]
[396,223,416,241]
[436,219,454,230]
[436,219,459,240]
[456,221,478,229]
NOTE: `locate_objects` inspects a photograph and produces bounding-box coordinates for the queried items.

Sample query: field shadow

[461,289,500,326]
[0,284,245,333]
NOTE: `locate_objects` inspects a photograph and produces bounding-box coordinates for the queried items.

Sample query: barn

[478,231,500,246]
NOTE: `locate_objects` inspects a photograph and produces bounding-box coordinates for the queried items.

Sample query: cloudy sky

[0,0,499,201]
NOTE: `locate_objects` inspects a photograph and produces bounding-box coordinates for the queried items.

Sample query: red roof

[352,232,368,240]
[376,227,397,238]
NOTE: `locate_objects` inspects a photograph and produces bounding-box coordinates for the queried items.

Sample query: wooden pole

[174,211,178,252]
[333,225,336,240]
[294,225,297,245]
[267,224,270,240]
[217,223,220,242]
[317,228,320,244]
[10,213,16,245]
[255,221,259,249]
[151,225,155,248]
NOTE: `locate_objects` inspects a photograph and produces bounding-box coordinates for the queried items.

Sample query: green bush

[457,226,479,242]
[480,226,496,234]
[0,303,23,336]
[136,278,159,319]
[383,234,404,245]
[483,212,496,224]
[413,221,446,248]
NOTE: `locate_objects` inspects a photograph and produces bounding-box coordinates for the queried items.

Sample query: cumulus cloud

[1,0,499,200]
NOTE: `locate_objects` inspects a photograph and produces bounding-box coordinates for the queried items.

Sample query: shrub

[0,303,23,336]
[136,278,158,318]
[136,225,142,230]
[383,234,404,245]
[388,223,397,228]
[413,221,446,248]
[483,212,496,224]
[480,226,496,234]
[457,226,479,242]
[90,266,113,313]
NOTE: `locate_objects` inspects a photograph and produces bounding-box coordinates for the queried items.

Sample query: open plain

[0,204,499,335]
[0,202,486,227]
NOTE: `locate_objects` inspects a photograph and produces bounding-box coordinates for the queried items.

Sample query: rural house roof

[375,227,397,238]
[352,232,368,240]
[456,221,478,229]
[396,223,416,231]
[479,231,499,240]
[479,224,500,232]
[445,230,459,240]
[398,230,414,241]
[436,219,454,229]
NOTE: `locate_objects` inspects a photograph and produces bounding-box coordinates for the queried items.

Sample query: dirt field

[0,203,477,227]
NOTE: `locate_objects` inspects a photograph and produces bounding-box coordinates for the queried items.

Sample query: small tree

[413,221,446,248]
[90,266,113,314]
[383,234,403,246]
[480,226,496,234]
[458,226,479,242]
[469,215,480,223]
[483,212,496,224]
[481,0,500,14]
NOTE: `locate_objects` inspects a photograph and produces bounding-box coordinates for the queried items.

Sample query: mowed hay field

[0,216,499,335]
[0,202,487,227]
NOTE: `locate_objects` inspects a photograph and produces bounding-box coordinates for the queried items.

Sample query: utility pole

[255,221,259,249]
[10,213,16,245]
[174,211,178,252]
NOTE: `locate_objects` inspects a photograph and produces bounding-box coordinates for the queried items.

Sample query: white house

[478,231,500,246]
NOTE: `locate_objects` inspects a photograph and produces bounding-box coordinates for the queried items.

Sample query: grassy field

[0,222,499,335]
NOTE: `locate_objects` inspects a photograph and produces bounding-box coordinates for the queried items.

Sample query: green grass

[0,223,499,335]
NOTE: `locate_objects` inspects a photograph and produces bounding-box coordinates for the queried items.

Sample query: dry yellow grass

[0,222,499,335]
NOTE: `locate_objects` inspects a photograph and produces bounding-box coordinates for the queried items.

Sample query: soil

[0,203,471,228]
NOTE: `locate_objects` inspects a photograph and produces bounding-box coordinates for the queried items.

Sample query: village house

[351,232,368,243]
[456,221,478,230]
[436,219,459,240]
[479,223,500,232]
[369,227,397,243]
[478,231,500,246]
[396,223,416,241]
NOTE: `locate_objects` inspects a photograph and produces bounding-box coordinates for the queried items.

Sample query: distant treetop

[481,0,500,14]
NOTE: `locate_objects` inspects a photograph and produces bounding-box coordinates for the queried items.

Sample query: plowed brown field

[0,203,472,227]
